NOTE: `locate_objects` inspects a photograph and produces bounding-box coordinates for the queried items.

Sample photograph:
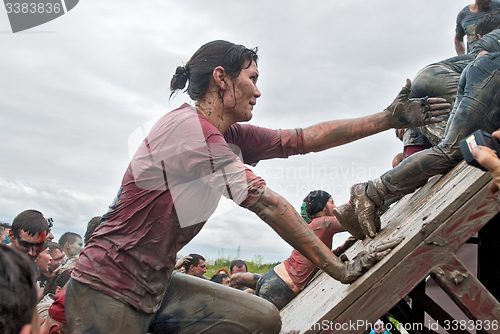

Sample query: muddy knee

[258,302,282,334]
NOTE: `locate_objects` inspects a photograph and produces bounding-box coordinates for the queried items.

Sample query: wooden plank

[431,256,500,332]
[280,162,497,334]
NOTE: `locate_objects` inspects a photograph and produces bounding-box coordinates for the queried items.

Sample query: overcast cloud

[0,0,471,262]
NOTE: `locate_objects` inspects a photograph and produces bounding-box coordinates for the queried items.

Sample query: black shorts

[255,268,297,310]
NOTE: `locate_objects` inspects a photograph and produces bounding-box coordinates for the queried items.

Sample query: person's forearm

[302,110,392,152]
[248,187,345,280]
[455,37,465,55]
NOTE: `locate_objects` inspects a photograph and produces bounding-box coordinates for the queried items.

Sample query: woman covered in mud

[65,40,449,333]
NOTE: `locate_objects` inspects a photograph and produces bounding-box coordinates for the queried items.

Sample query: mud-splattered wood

[431,256,500,326]
[280,161,500,334]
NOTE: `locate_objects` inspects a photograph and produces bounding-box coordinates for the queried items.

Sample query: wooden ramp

[280,161,500,334]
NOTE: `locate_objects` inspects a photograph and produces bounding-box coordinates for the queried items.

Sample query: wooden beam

[431,256,500,332]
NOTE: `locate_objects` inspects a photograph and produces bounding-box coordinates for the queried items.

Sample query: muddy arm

[302,80,450,153]
[302,111,394,152]
[248,187,345,281]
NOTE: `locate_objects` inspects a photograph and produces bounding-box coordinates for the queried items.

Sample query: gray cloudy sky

[0,0,471,263]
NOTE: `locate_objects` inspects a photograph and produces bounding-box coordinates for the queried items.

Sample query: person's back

[282,215,342,290]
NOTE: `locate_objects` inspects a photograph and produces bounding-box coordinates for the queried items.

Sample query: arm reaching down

[248,186,402,283]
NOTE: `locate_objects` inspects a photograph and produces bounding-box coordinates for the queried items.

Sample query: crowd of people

[0,210,98,334]
[3,1,500,333]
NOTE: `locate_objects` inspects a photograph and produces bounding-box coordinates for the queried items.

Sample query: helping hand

[340,237,403,284]
[387,79,451,128]
[174,255,193,270]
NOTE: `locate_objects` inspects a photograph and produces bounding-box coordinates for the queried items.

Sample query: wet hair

[84,216,101,244]
[210,273,229,284]
[476,14,500,36]
[182,253,205,271]
[0,244,37,334]
[11,209,49,238]
[230,259,247,273]
[58,232,82,248]
[42,269,72,297]
[170,40,259,101]
[305,190,332,218]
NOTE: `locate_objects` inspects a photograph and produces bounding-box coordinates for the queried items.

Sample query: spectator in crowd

[9,209,49,262]
[230,259,254,292]
[38,290,67,334]
[0,225,5,244]
[38,270,72,321]
[210,273,231,286]
[47,242,66,275]
[1,223,12,245]
[58,232,83,261]
[369,319,390,334]
[0,244,40,334]
[215,268,229,275]
[230,259,248,275]
[182,253,208,279]
[84,216,101,244]
[35,243,53,289]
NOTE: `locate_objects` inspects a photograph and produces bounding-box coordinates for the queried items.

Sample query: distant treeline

[205,247,281,278]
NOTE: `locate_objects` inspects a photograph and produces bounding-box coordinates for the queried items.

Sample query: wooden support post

[431,256,500,334]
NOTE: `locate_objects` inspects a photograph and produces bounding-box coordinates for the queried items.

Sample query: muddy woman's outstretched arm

[302,79,450,152]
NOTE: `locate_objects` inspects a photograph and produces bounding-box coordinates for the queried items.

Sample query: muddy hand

[174,255,192,270]
[387,79,451,128]
[340,237,403,284]
[472,136,500,193]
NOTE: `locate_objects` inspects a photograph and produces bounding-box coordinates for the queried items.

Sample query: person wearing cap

[39,289,67,334]
[231,190,358,310]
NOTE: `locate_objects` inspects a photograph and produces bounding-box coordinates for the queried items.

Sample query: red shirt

[72,104,306,313]
[283,216,343,291]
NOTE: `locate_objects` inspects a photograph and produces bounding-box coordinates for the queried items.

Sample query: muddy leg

[149,273,281,334]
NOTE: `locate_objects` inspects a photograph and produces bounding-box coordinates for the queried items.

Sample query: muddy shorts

[255,268,297,310]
